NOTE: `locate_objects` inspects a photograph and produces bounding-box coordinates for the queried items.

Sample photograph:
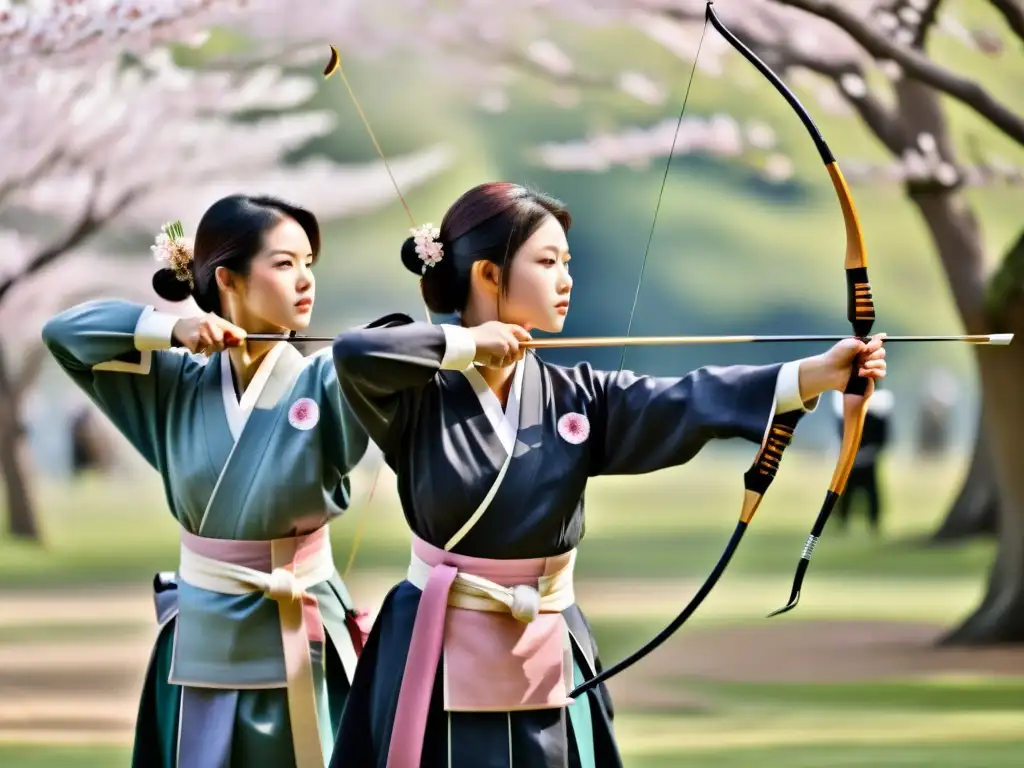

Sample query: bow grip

[844,265,875,396]
[844,368,870,396]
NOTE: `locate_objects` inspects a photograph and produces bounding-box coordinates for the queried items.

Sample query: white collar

[460,360,525,455]
[219,343,287,442]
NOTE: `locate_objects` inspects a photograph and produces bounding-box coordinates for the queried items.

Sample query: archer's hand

[822,333,887,392]
[469,321,532,368]
[172,313,247,355]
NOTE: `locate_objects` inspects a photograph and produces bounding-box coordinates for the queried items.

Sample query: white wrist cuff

[776,359,820,414]
[134,306,179,351]
[440,324,476,371]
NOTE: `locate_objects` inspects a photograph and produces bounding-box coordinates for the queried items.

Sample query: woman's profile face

[226,217,316,333]
[500,215,573,334]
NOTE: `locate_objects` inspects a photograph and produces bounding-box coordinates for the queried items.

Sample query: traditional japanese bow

[568,0,881,699]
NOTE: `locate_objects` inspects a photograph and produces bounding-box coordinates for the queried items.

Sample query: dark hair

[400,182,571,315]
[152,194,321,315]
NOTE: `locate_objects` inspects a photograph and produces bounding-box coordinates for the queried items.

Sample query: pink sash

[386,536,575,768]
[180,527,329,644]
[178,527,334,768]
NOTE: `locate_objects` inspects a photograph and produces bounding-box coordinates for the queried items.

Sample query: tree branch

[0,150,66,208]
[740,36,907,155]
[0,173,142,305]
[665,6,908,154]
[773,0,1024,144]
[989,0,1024,44]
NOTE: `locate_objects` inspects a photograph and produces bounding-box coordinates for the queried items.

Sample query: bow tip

[323,45,341,78]
[766,595,800,618]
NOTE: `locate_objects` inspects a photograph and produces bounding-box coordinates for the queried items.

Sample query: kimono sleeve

[332,315,475,453]
[41,298,192,468]
[585,359,819,476]
[312,348,374,510]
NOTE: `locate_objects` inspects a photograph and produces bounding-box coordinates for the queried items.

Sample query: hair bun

[400,236,425,276]
[152,267,192,303]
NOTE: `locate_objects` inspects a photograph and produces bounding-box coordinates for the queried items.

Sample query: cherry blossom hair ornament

[401,223,444,275]
[151,220,195,302]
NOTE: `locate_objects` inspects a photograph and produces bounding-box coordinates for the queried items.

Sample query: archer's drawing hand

[469,321,532,368]
[172,313,247,355]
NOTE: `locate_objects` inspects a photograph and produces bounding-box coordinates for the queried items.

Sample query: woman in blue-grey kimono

[327,181,886,768]
[42,194,374,768]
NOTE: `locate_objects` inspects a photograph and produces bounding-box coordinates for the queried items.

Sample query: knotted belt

[387,535,577,768]
[177,526,335,768]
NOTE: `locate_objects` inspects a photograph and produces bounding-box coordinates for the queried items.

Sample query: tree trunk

[894,79,1024,644]
[932,230,1024,543]
[930,412,998,542]
[0,343,42,542]
[941,312,1024,644]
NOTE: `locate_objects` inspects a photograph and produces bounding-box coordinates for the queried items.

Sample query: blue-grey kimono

[327,314,819,768]
[41,299,372,768]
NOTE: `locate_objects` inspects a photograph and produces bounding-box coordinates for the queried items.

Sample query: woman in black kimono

[329,182,886,768]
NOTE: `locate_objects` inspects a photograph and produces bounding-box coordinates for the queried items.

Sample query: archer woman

[42,194,374,768]
[328,181,886,768]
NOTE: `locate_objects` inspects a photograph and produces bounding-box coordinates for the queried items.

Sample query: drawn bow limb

[568,406,804,699]
[703,1,880,616]
[569,0,877,697]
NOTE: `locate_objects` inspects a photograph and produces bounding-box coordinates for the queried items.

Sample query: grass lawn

[4,730,1023,767]
[4,450,1022,766]
[0,447,988,587]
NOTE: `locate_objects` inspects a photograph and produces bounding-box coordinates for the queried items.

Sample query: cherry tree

[0,239,159,541]
[0,23,452,541]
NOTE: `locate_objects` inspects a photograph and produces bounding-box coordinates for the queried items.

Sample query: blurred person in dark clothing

[832,387,893,534]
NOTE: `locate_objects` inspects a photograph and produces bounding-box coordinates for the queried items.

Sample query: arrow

[242,333,1013,346]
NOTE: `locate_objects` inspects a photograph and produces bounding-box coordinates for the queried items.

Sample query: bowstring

[326,49,433,580]
[617,18,709,373]
[334,17,710,573]
[330,59,418,232]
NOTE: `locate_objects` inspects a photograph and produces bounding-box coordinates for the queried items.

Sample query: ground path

[3,578,1023,746]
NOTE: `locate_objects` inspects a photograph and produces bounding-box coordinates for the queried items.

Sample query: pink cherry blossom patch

[556,412,590,445]
[288,397,320,431]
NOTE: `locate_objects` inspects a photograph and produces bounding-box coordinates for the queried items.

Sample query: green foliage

[7,739,1024,768]
[630,740,1024,767]
[0,747,132,768]
[685,678,1024,712]
[0,451,983,588]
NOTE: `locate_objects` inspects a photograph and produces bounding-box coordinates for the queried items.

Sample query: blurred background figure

[832,386,893,536]
[69,405,117,476]
[915,366,959,459]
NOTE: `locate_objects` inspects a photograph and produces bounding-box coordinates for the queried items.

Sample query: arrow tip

[989,333,1014,345]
